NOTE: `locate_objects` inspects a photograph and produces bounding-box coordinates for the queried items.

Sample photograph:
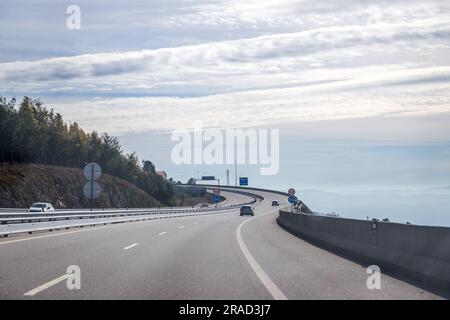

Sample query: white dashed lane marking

[123,243,139,250]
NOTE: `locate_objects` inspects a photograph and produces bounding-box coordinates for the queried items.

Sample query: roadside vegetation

[0,96,175,205]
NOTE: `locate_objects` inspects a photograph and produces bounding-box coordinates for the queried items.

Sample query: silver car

[28,202,55,213]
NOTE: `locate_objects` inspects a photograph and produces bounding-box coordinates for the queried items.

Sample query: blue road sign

[213,194,221,203]
[202,176,215,181]
[239,177,248,186]
[288,196,298,204]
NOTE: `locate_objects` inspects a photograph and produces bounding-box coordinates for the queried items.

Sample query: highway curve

[0,188,442,299]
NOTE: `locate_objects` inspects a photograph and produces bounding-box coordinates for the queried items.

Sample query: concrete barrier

[277,210,450,295]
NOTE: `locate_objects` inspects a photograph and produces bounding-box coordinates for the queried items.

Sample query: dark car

[271,200,279,206]
[240,205,254,216]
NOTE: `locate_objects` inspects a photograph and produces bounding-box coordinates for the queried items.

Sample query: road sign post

[84,162,102,180]
[288,196,297,213]
[212,194,221,207]
[84,163,102,211]
[83,181,101,198]
[287,188,297,213]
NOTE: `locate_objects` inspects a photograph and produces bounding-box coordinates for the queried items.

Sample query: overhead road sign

[239,177,248,186]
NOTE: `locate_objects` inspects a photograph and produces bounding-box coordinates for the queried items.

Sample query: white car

[28,202,55,213]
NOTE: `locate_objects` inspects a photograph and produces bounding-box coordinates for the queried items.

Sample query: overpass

[0,186,447,299]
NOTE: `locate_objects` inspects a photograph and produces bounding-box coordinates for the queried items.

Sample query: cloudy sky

[1,0,449,132]
[1,0,450,219]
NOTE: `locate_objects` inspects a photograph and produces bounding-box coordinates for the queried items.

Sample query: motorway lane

[0,188,443,299]
[0,191,267,299]
[239,190,441,300]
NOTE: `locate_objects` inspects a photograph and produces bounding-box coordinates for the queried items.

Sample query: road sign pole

[234,154,237,187]
[83,162,102,209]
[288,188,297,213]
[90,164,94,211]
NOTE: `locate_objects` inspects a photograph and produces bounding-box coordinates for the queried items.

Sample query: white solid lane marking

[178,226,185,229]
[158,232,167,236]
[236,215,288,300]
[123,243,139,250]
[24,274,70,296]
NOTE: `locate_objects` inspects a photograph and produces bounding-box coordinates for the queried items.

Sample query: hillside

[0,164,161,208]
[1,96,175,205]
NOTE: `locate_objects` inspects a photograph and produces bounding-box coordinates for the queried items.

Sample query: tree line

[0,96,175,205]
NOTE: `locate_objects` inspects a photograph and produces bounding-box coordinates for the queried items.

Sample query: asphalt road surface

[0,188,442,299]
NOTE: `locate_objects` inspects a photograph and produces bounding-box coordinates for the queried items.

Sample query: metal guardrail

[0,189,261,237]
[0,206,238,224]
[0,209,240,237]
[0,207,213,218]
[0,203,221,215]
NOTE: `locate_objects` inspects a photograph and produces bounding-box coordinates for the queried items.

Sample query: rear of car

[272,200,279,206]
[240,205,254,216]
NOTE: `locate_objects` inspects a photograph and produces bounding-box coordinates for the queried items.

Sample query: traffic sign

[212,194,221,203]
[212,188,220,195]
[202,176,215,181]
[288,188,296,196]
[83,181,102,199]
[288,195,298,204]
[84,162,102,181]
[239,177,248,186]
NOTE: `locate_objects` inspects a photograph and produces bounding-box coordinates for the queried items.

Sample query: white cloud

[0,17,449,91]
[156,0,305,28]
[50,65,450,134]
[152,0,445,31]
[1,0,449,137]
